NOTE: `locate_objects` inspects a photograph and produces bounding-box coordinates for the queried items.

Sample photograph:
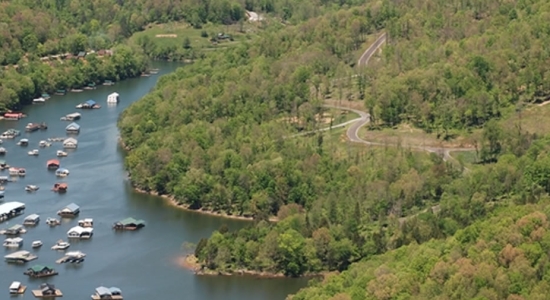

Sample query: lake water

[0,61,308,299]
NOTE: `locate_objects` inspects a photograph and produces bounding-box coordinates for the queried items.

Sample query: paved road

[358,33,387,67]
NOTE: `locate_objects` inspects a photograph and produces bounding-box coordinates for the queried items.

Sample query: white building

[107,92,119,104]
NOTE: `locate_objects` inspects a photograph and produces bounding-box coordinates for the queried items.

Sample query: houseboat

[46,218,61,226]
[0,224,27,235]
[91,287,123,300]
[52,183,68,193]
[0,159,8,169]
[32,97,46,104]
[57,203,79,217]
[25,123,46,132]
[56,250,86,264]
[56,150,68,157]
[55,89,66,95]
[1,129,20,139]
[0,201,26,222]
[107,92,119,104]
[66,122,80,133]
[9,281,26,295]
[78,218,94,228]
[0,147,6,155]
[4,250,37,263]
[31,283,63,298]
[67,226,93,239]
[60,112,81,121]
[55,168,70,177]
[28,149,39,156]
[47,159,60,170]
[32,240,43,248]
[103,80,115,86]
[41,93,50,99]
[71,88,84,93]
[24,265,58,278]
[76,99,101,109]
[17,138,29,146]
[39,140,51,147]
[63,137,78,149]
[51,239,70,250]
[9,167,26,176]
[26,185,39,192]
[3,237,23,248]
[113,217,146,231]
[23,214,40,226]
[3,112,24,120]
[0,191,4,199]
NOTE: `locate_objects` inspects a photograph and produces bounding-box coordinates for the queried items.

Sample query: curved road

[294,32,475,164]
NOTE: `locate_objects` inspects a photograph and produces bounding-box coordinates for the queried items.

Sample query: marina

[0,62,305,300]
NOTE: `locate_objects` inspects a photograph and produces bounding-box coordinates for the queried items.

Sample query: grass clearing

[500,103,550,135]
[129,22,260,51]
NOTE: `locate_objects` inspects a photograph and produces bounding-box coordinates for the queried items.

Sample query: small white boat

[51,240,70,250]
[27,149,39,156]
[25,185,39,192]
[33,97,46,103]
[39,140,51,147]
[46,217,61,226]
[57,150,68,157]
[16,139,29,146]
[0,147,7,155]
[55,168,69,177]
[31,240,43,248]
[9,167,26,176]
[3,237,23,248]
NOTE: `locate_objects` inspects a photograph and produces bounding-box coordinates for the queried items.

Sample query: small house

[65,122,80,133]
[24,265,58,278]
[107,92,119,104]
[23,214,40,226]
[57,203,80,217]
[47,159,60,170]
[113,217,146,230]
[63,137,78,149]
[67,226,93,239]
[31,283,63,298]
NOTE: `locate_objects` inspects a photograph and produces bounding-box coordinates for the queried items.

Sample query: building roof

[29,265,53,272]
[64,137,78,145]
[118,217,146,226]
[63,203,79,212]
[0,202,25,215]
[67,226,93,234]
[85,100,96,106]
[9,281,21,289]
[96,286,111,296]
[67,112,81,117]
[56,168,69,173]
[109,287,122,294]
[66,122,80,130]
[5,237,23,242]
[47,159,60,166]
[24,214,39,220]
[39,283,55,289]
[7,224,24,231]
[5,250,31,258]
[109,92,119,97]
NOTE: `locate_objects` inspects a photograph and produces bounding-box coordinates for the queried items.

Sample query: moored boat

[47,159,60,169]
[56,250,86,264]
[31,283,63,298]
[57,203,79,217]
[9,281,26,294]
[78,218,93,228]
[107,92,120,104]
[25,123,41,132]
[28,149,39,156]
[3,237,23,248]
[46,217,61,226]
[9,167,26,177]
[113,217,146,231]
[32,240,43,248]
[76,99,101,109]
[39,140,51,147]
[0,147,6,155]
[55,168,69,177]
[52,183,68,193]
[16,138,29,146]
[24,265,58,278]
[26,185,39,192]
[67,226,93,239]
[91,287,123,300]
[56,150,68,157]
[51,239,70,250]
[23,214,40,226]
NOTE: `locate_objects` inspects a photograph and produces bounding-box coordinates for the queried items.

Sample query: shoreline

[177,255,323,279]
[133,184,279,223]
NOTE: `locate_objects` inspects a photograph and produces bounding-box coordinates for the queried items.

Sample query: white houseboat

[57,203,80,217]
[66,122,80,134]
[0,147,6,155]
[56,250,86,264]
[23,214,40,226]
[9,167,26,176]
[9,281,26,294]
[51,240,70,250]
[33,97,46,103]
[32,240,43,248]
[46,217,61,226]
[25,184,39,192]
[0,224,27,235]
[63,137,78,149]
[67,226,93,239]
[0,201,26,222]
[78,218,93,228]
[55,168,70,177]
[39,140,51,147]
[60,112,81,121]
[17,138,29,146]
[28,149,39,156]
[91,287,123,300]
[4,250,37,263]
[107,92,120,104]
[3,237,23,248]
[56,150,68,157]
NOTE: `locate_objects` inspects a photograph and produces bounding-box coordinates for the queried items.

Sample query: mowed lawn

[130,22,259,50]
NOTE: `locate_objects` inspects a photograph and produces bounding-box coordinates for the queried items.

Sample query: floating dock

[5,250,38,263]
[32,289,63,298]
[56,251,86,264]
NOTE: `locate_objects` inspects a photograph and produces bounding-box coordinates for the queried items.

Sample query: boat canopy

[66,122,80,130]
[63,203,79,212]
[0,160,6,164]
[28,265,53,272]
[117,217,146,226]
[47,159,60,166]
[67,226,93,235]
[24,214,39,221]
[96,286,111,296]
[63,137,78,145]
[0,202,25,215]
[56,168,69,173]
[109,287,122,295]
[85,100,96,106]
[9,281,21,289]
[20,139,28,142]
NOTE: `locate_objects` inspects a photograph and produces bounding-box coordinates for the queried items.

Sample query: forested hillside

[118,0,550,296]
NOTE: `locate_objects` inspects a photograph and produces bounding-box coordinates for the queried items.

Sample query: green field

[129,22,260,52]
